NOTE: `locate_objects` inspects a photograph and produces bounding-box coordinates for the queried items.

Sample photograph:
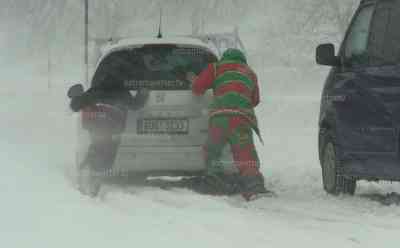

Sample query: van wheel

[321,131,356,195]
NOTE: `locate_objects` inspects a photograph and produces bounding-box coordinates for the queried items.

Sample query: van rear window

[91,45,217,90]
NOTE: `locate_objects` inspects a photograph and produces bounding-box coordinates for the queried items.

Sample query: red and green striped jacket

[192,60,261,130]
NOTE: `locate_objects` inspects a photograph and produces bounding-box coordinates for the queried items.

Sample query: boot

[239,174,274,201]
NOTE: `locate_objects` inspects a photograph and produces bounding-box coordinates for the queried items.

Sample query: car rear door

[86,44,219,173]
[107,45,217,148]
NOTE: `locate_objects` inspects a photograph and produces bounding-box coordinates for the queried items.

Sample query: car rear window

[91,45,217,90]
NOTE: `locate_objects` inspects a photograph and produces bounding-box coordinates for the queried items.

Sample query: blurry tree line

[0,0,359,66]
[277,0,359,66]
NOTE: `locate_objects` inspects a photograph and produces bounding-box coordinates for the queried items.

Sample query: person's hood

[221,48,247,64]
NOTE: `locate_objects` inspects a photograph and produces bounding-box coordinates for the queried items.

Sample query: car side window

[369,0,400,65]
[344,5,375,66]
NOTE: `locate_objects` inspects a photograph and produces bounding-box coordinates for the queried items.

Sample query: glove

[172,66,187,81]
[186,72,197,85]
[128,88,150,111]
[69,89,100,112]
[70,95,84,112]
[137,88,150,98]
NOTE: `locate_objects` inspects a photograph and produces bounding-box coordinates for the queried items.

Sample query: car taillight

[82,105,108,121]
[81,104,127,134]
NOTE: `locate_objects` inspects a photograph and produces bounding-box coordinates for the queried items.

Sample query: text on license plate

[137,118,189,134]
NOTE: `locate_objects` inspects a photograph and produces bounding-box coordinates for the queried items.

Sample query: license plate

[137,118,189,134]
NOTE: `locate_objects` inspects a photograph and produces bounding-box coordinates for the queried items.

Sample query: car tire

[321,131,357,195]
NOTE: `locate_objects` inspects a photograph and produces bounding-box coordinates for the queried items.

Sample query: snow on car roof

[101,36,219,57]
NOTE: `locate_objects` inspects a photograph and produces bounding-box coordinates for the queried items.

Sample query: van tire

[321,131,357,195]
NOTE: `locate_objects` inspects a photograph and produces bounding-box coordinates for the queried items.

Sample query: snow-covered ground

[2,1,400,247]
[2,66,400,248]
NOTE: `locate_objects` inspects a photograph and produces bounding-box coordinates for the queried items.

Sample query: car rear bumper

[112,145,206,173]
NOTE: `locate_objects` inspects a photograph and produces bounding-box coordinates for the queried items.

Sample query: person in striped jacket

[187,48,268,201]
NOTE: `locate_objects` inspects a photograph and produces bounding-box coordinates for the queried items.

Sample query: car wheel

[321,131,356,195]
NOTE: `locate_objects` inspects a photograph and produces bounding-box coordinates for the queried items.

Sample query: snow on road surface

[1,68,400,248]
[1,1,400,245]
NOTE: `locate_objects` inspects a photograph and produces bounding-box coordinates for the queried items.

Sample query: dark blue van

[316,0,400,195]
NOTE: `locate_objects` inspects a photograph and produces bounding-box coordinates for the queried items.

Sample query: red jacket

[192,63,260,107]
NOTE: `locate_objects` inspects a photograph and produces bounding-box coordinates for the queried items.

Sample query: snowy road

[1,83,400,248]
[3,1,400,247]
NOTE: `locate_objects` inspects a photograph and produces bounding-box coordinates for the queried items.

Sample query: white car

[68,32,245,194]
